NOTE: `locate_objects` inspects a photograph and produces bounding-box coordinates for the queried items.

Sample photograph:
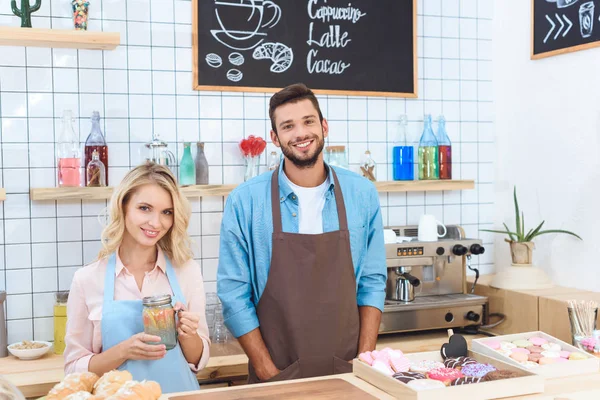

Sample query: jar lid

[143,294,172,307]
[326,146,346,152]
[55,291,69,303]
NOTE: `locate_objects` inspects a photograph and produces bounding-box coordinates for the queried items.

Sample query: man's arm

[356,187,387,353]
[237,328,280,381]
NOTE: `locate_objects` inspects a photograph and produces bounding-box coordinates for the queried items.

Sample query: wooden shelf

[0,188,5,201]
[0,27,120,50]
[30,180,474,201]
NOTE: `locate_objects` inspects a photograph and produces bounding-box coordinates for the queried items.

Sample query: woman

[64,163,210,393]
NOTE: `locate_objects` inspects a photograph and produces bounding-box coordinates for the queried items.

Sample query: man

[217,83,386,383]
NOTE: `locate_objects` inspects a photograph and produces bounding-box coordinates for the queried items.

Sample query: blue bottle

[392,115,414,180]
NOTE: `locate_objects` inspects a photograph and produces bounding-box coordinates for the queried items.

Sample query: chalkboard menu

[532,0,600,59]
[192,0,417,97]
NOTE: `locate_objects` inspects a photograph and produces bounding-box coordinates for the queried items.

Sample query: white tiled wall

[0,0,495,343]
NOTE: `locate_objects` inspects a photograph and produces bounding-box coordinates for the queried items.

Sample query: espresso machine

[380,225,488,334]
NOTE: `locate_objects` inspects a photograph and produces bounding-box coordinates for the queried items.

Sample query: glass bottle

[84,111,109,185]
[360,150,377,181]
[142,295,177,350]
[179,142,196,186]
[326,146,349,169]
[393,115,414,181]
[195,142,209,185]
[268,151,280,171]
[418,114,439,180]
[54,291,69,355]
[86,150,106,187]
[57,110,81,187]
[436,115,452,180]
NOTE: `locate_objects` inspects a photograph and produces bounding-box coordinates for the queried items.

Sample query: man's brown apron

[247,168,360,383]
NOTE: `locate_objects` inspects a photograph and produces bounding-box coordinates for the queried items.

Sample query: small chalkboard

[532,0,600,59]
[192,0,417,97]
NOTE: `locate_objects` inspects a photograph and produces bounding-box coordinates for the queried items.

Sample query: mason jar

[142,295,177,350]
[326,146,349,169]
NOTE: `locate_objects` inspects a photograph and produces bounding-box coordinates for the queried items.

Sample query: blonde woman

[64,163,209,393]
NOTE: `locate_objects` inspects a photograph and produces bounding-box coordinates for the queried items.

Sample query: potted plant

[482,187,582,265]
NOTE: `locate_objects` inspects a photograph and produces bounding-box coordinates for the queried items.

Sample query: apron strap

[103,253,118,307]
[270,166,349,233]
[164,256,187,306]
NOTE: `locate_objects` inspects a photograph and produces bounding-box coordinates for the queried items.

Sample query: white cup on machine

[418,215,447,242]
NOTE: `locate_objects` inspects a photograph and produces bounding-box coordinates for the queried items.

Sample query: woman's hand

[173,302,200,341]
[120,333,167,361]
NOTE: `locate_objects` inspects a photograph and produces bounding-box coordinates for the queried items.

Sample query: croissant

[105,380,162,400]
[93,370,133,398]
[64,391,98,400]
[47,372,99,400]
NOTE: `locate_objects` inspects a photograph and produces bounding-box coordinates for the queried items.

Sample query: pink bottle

[57,110,81,187]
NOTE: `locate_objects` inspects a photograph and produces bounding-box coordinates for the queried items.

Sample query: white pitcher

[418,215,447,242]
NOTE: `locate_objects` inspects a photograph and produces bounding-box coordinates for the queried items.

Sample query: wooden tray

[472,331,600,378]
[169,378,378,399]
[353,350,545,400]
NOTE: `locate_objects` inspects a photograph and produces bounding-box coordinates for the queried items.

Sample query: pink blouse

[64,248,211,374]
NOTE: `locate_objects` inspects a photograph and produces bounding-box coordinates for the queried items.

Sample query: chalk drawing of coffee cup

[579,1,595,38]
[211,0,282,51]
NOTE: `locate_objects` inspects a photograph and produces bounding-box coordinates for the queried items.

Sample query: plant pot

[508,240,535,264]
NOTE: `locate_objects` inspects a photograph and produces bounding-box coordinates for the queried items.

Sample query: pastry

[460,363,496,378]
[443,356,477,369]
[509,352,528,362]
[358,352,374,365]
[511,348,530,355]
[406,379,445,390]
[105,380,161,400]
[392,371,426,383]
[539,357,558,365]
[559,351,571,359]
[64,392,97,400]
[483,340,501,350]
[512,340,532,348]
[526,346,543,354]
[541,343,561,352]
[520,361,540,369]
[440,332,468,359]
[450,376,482,385]
[528,353,543,363]
[500,341,517,351]
[427,367,463,385]
[409,360,445,373]
[93,370,133,398]
[47,372,100,400]
[569,352,588,360]
[389,353,410,373]
[481,370,520,381]
[372,359,394,375]
[528,337,548,346]
[541,351,561,358]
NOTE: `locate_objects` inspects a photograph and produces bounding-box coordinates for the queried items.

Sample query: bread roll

[105,380,161,400]
[92,370,133,399]
[47,372,99,400]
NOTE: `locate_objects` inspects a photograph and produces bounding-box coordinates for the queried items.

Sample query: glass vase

[244,155,260,182]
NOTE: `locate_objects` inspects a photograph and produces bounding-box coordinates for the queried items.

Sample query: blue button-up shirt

[217,162,387,338]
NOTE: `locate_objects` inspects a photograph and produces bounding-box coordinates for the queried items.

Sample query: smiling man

[217,83,386,383]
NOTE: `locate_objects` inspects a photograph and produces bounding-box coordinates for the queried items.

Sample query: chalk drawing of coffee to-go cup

[211,0,281,51]
[579,1,595,38]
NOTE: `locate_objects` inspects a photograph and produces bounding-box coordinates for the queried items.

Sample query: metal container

[0,291,7,358]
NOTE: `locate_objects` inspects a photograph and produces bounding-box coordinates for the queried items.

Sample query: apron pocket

[265,360,301,383]
[333,356,353,374]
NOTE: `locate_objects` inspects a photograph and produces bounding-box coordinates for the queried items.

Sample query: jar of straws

[568,300,599,354]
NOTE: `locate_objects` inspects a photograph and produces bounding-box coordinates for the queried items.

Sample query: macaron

[511,348,531,355]
[541,351,561,358]
[513,340,532,348]
[539,357,558,365]
[542,343,562,352]
[484,340,501,350]
[528,337,548,346]
[500,341,517,351]
[526,346,544,354]
[559,351,571,359]
[520,360,540,369]
[528,353,543,363]
[569,352,588,361]
[509,352,529,362]
[554,357,568,363]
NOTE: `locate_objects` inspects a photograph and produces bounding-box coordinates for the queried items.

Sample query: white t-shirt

[281,171,330,234]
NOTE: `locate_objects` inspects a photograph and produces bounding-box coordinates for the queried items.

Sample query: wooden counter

[0,330,483,398]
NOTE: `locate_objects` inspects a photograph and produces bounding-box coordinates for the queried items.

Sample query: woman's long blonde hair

[98,162,194,266]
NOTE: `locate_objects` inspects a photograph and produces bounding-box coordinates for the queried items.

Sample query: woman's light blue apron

[101,253,200,393]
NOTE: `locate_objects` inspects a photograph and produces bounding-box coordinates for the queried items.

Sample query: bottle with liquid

[86,149,106,187]
[195,142,209,185]
[436,115,452,180]
[54,291,69,355]
[418,114,439,180]
[179,142,195,186]
[84,111,109,185]
[57,110,81,187]
[360,150,377,181]
[392,115,414,180]
[268,151,280,171]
